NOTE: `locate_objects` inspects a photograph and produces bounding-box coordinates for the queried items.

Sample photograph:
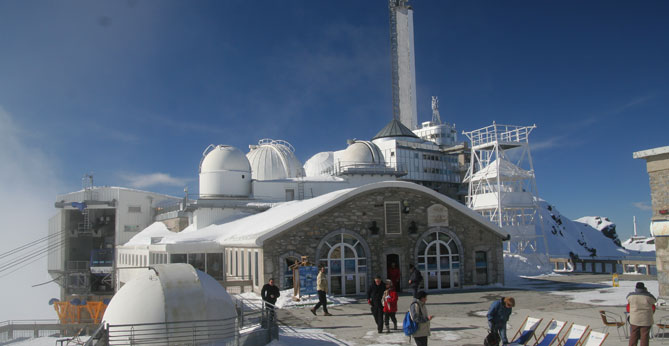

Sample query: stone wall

[262,187,505,291]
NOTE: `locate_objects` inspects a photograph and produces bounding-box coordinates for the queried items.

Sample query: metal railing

[464,123,536,147]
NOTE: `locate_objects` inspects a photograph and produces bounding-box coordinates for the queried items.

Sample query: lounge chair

[558,323,589,346]
[533,319,567,346]
[508,316,543,346]
[581,331,608,346]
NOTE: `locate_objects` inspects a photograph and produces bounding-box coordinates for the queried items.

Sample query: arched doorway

[415,229,462,290]
[278,251,302,289]
[316,231,369,295]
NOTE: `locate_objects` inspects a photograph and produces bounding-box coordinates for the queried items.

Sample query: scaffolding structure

[463,122,547,254]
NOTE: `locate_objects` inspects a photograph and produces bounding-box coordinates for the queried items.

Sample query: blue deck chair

[508,316,543,346]
[558,323,589,346]
[581,331,608,346]
[533,319,567,346]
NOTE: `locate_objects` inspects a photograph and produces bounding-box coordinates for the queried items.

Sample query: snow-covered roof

[466,159,534,182]
[633,145,669,159]
[146,181,508,247]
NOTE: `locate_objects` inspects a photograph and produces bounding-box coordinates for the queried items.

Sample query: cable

[0,230,65,260]
[0,238,67,274]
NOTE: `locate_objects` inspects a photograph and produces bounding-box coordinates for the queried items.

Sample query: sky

[0,0,667,320]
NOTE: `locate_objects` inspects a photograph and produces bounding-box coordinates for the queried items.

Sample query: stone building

[634,145,669,297]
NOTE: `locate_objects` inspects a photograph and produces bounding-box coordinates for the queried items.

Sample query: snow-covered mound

[575,216,621,246]
[537,200,654,259]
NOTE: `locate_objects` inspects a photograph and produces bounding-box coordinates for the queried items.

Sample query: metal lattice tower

[431,96,442,125]
[463,123,548,254]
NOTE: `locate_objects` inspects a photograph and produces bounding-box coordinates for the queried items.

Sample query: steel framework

[463,122,548,254]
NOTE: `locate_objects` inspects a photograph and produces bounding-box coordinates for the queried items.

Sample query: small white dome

[103,264,236,329]
[304,151,334,177]
[338,141,383,166]
[200,145,251,173]
[246,139,305,180]
[199,145,251,198]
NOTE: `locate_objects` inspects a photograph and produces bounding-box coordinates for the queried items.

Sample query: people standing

[311,266,333,316]
[367,275,386,333]
[261,277,280,309]
[388,262,401,292]
[382,279,398,332]
[487,297,515,345]
[408,264,423,298]
[627,282,656,346]
[410,290,433,346]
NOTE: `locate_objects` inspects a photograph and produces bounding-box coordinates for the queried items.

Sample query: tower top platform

[463,122,536,150]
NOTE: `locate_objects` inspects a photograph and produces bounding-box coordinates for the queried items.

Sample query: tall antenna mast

[431,96,442,124]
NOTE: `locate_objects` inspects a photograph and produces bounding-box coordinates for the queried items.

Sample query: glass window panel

[331,276,342,295]
[328,233,341,244]
[359,276,366,292]
[427,257,437,270]
[357,259,366,266]
[345,274,356,295]
[344,246,354,259]
[452,261,460,269]
[438,233,450,243]
[355,243,365,257]
[453,270,460,288]
[188,253,205,272]
[441,271,451,289]
[330,260,341,275]
[427,271,438,289]
[439,244,449,256]
[343,235,357,247]
[345,259,356,274]
[358,265,367,273]
[206,253,224,280]
[330,246,342,259]
[427,244,437,256]
[452,256,460,263]
[440,256,450,268]
[170,254,187,264]
[475,252,487,268]
[449,242,459,254]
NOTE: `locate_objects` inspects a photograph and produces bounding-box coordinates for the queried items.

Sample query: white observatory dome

[246,139,305,180]
[304,151,334,177]
[103,264,236,333]
[199,145,251,198]
[338,141,384,167]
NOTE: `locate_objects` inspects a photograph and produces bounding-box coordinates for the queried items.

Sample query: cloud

[633,202,652,211]
[120,172,191,188]
[0,106,61,321]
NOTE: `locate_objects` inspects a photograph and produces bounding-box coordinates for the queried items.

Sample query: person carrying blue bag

[487,297,515,346]
[409,291,433,346]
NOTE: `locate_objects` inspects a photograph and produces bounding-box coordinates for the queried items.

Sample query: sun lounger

[533,319,567,346]
[558,323,589,346]
[581,331,608,346]
[508,316,543,346]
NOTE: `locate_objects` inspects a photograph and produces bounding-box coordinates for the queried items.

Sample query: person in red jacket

[382,279,399,332]
[387,262,401,293]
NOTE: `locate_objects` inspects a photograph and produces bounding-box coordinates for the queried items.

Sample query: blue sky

[0,1,667,317]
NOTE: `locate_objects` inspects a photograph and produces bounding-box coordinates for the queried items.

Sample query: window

[255,252,259,286]
[188,253,205,272]
[206,253,224,280]
[124,225,140,232]
[128,206,141,213]
[241,250,245,278]
[170,254,187,264]
[384,202,401,234]
[475,251,488,285]
[248,252,252,280]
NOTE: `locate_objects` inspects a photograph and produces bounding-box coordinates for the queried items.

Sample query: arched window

[416,230,461,290]
[317,231,369,295]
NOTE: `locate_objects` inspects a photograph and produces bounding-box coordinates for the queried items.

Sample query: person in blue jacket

[487,297,515,345]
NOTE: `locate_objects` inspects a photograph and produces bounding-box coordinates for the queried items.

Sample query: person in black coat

[261,278,280,308]
[367,275,386,333]
[408,264,423,298]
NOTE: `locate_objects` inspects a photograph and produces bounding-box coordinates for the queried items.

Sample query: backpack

[403,303,419,336]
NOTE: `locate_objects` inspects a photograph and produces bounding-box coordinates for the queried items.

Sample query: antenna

[431,96,442,124]
[633,215,638,237]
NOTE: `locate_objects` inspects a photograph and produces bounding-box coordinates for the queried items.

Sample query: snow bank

[234,288,356,310]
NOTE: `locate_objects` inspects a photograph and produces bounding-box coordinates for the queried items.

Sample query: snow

[622,237,656,252]
[551,280,658,306]
[234,288,356,310]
